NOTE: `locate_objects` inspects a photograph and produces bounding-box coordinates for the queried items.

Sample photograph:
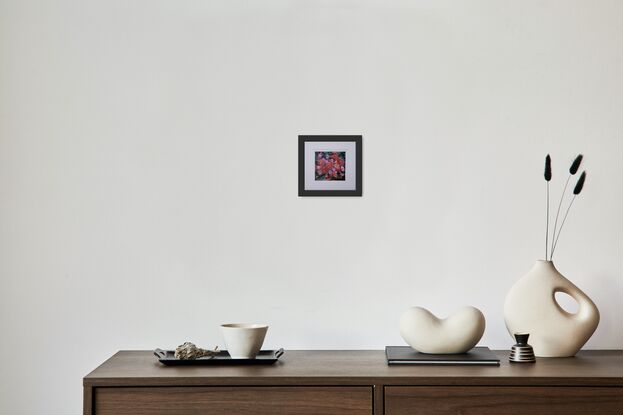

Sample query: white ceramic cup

[221,323,268,359]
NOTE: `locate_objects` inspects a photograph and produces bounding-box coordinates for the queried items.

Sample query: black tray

[154,348,284,366]
[385,346,500,365]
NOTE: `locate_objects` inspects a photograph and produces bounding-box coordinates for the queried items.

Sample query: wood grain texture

[83,386,92,415]
[94,386,372,415]
[84,350,623,387]
[384,386,623,415]
[374,384,384,415]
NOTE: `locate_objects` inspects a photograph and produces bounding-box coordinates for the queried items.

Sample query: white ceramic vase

[504,260,599,357]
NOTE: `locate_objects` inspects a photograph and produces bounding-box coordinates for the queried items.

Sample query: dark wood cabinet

[84,350,623,415]
[95,386,372,415]
[385,386,623,415]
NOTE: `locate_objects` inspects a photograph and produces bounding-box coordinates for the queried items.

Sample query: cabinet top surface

[84,350,623,387]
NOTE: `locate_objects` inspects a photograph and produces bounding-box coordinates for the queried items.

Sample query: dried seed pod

[544,154,552,181]
[174,342,219,360]
[573,171,587,195]
[569,154,583,175]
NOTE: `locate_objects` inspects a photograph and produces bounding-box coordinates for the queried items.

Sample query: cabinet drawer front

[385,386,623,415]
[95,386,372,415]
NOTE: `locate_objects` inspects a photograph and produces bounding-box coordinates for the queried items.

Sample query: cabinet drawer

[385,386,623,415]
[95,386,372,415]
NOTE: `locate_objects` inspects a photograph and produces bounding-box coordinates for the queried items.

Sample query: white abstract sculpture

[400,306,486,354]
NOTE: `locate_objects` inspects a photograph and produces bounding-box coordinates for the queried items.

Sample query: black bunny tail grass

[570,154,583,175]
[574,171,587,194]
[550,155,584,259]
[551,171,587,259]
[544,155,552,181]
[544,155,552,260]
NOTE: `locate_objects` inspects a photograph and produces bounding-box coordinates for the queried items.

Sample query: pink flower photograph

[315,151,346,181]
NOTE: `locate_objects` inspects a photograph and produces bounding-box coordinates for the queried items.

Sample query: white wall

[2,0,623,413]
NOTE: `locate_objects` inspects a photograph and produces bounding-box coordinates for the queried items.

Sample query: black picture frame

[298,135,362,197]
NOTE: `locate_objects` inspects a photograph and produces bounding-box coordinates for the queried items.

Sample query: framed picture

[298,135,362,196]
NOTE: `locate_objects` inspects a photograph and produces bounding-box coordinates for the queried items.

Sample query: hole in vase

[555,291,579,314]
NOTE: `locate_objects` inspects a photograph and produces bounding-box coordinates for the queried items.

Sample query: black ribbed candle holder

[509,333,536,363]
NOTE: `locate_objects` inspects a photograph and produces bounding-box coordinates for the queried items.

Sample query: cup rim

[221,323,268,329]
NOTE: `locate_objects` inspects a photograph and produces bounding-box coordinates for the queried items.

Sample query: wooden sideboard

[84,350,623,414]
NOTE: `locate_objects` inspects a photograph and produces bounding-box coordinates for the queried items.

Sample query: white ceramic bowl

[221,323,268,359]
